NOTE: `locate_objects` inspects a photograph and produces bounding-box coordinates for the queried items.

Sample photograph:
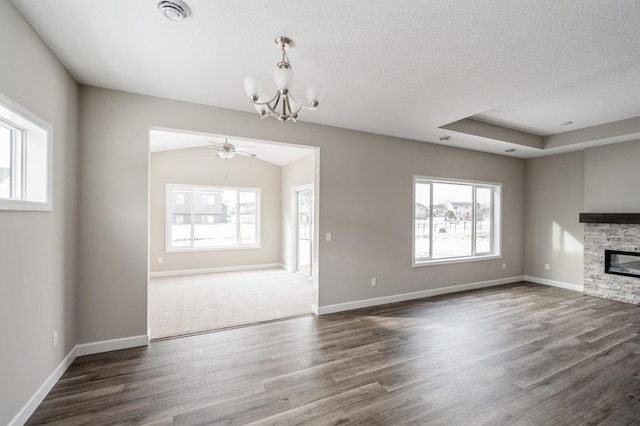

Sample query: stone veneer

[584,223,640,304]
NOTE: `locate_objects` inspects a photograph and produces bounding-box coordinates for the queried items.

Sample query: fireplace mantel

[579,213,640,224]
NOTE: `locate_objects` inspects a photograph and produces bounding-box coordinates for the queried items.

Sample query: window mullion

[236,192,241,245]
[429,182,434,260]
[19,129,26,200]
[471,186,477,255]
[190,189,195,247]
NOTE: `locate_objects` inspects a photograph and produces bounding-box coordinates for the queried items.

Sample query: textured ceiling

[10,0,640,158]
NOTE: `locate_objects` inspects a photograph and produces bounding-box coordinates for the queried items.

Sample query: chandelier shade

[274,68,294,91]
[243,76,262,99]
[244,37,323,123]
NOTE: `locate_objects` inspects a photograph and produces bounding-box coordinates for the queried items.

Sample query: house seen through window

[414,176,501,265]
[167,184,260,250]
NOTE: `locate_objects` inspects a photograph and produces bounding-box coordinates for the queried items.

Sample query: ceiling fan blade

[235,151,256,158]
[235,146,256,152]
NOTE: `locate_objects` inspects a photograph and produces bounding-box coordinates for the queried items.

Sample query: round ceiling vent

[158,0,191,21]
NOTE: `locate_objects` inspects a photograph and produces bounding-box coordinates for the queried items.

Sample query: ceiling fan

[209,140,256,160]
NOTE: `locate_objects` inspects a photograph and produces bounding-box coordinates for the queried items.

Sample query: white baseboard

[9,346,77,426]
[317,275,525,315]
[524,275,584,293]
[76,334,149,357]
[11,333,150,425]
[149,263,284,278]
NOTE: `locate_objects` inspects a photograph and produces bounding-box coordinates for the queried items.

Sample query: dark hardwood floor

[26,282,640,425]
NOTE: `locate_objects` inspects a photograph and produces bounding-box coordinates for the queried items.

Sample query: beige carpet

[149,268,313,339]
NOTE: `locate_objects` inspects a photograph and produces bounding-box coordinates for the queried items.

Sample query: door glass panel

[297,189,312,276]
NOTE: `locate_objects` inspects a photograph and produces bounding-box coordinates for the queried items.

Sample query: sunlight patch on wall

[553,221,583,253]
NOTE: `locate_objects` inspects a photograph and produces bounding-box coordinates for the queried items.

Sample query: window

[413,176,501,266]
[167,184,260,251]
[0,93,51,211]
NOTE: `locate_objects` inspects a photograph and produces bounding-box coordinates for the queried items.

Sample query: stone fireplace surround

[581,213,640,304]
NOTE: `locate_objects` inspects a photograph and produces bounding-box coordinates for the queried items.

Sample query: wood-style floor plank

[25,282,640,425]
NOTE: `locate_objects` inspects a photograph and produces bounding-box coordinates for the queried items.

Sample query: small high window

[0,93,52,211]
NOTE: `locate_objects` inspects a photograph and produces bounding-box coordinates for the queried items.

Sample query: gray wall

[524,151,585,285]
[150,148,282,273]
[523,140,640,287]
[585,140,640,212]
[77,85,525,344]
[0,2,79,424]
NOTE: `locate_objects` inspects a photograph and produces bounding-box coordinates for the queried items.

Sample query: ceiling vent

[158,0,191,21]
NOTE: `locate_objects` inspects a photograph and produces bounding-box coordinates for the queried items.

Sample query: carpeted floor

[149,268,314,339]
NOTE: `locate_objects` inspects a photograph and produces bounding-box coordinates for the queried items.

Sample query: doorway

[148,129,318,339]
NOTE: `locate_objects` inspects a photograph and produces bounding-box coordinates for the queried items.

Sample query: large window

[166,184,260,251]
[0,93,51,211]
[414,176,501,265]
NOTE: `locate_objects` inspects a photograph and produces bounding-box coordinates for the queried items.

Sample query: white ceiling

[11,0,640,158]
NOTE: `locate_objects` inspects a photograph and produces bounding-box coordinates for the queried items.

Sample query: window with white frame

[167,184,260,251]
[413,176,501,265]
[0,93,51,211]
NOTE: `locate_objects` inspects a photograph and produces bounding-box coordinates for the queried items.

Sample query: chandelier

[243,37,324,123]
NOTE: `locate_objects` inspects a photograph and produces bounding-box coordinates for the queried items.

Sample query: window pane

[415,182,430,259]
[24,127,46,202]
[167,185,260,250]
[433,183,472,258]
[476,187,492,254]
[194,189,235,247]
[170,223,191,247]
[239,191,257,244]
[0,125,11,199]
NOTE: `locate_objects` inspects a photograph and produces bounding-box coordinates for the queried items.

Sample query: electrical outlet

[502,263,506,270]
[158,257,163,264]
[325,232,332,242]
[371,278,377,287]
[545,264,550,271]
[52,330,58,347]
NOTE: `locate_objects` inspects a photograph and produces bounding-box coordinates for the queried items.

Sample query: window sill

[0,199,51,211]
[166,244,260,253]
[413,254,501,268]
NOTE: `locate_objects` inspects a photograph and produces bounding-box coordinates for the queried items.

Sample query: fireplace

[605,250,640,278]
[580,213,640,304]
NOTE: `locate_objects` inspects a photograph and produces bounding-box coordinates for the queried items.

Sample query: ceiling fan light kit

[244,37,324,123]
[214,141,256,160]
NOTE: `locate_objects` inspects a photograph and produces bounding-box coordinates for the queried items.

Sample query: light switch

[325,232,332,242]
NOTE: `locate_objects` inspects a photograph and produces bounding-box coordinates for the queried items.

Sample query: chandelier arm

[286,93,301,115]
[264,92,281,119]
[251,92,280,106]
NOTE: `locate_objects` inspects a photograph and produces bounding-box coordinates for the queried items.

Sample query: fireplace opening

[605,250,640,278]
